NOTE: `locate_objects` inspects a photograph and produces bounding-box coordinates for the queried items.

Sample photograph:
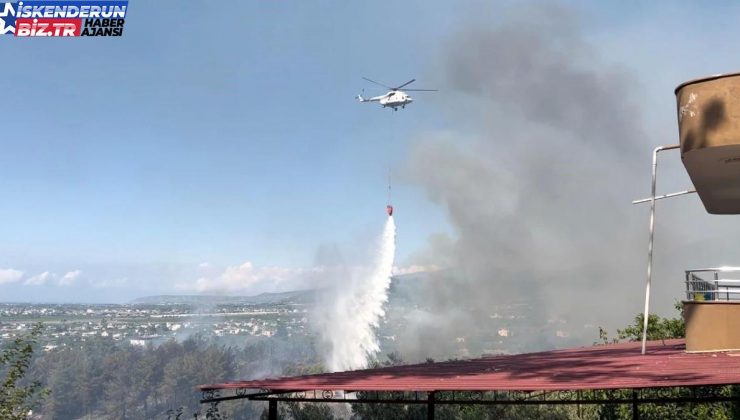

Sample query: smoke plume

[397,5,663,359]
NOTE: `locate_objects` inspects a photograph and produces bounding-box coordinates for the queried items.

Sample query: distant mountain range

[130,289,317,305]
[131,271,437,306]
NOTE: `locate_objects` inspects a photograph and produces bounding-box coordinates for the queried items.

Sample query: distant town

[0,295,310,352]
[0,288,590,360]
[0,287,608,418]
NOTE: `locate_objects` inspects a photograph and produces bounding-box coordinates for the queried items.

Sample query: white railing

[685,267,740,302]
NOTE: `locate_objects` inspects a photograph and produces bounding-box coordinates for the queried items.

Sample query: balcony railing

[685,267,740,302]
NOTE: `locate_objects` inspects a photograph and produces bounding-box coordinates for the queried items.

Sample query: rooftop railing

[685,267,740,302]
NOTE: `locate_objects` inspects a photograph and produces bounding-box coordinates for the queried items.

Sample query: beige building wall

[684,301,740,352]
[676,74,740,214]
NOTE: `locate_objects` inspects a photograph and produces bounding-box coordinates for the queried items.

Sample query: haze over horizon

[2,1,740,336]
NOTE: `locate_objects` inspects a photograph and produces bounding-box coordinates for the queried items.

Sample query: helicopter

[356,77,437,111]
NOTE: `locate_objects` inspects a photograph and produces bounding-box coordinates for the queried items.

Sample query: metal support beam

[243,392,738,406]
[428,392,435,420]
[640,144,680,355]
[268,399,277,420]
[199,386,740,407]
[632,189,696,204]
[632,389,639,420]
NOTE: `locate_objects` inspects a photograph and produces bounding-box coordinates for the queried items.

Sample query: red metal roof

[200,339,740,392]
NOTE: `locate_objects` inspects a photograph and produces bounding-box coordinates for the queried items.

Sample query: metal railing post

[685,271,690,301]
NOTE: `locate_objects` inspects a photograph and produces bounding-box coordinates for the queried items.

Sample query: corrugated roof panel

[200,340,740,392]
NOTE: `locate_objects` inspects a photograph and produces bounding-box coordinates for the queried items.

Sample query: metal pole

[268,400,277,420]
[641,144,679,355]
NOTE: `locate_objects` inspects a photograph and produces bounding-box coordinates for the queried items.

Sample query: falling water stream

[321,216,396,372]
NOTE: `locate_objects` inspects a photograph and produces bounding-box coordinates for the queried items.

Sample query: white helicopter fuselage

[357,90,414,110]
[379,91,413,108]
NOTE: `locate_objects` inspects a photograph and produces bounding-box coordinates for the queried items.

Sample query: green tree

[284,401,335,419]
[0,323,48,420]
[616,302,685,343]
[102,348,141,420]
[43,349,81,419]
[159,338,235,415]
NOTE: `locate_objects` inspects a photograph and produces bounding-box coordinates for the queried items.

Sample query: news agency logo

[0,1,128,37]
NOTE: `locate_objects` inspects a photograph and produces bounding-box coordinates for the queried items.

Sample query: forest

[2,307,740,419]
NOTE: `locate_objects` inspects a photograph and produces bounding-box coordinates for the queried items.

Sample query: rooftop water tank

[676,73,740,214]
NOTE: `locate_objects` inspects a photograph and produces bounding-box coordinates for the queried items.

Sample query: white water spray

[315,216,396,372]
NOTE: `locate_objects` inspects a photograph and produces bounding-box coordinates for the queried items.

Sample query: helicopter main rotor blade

[362,77,392,89]
[404,88,438,92]
[394,79,416,90]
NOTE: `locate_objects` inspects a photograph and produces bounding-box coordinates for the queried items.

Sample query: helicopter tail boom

[357,93,383,103]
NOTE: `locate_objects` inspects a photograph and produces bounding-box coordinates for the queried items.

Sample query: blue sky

[2,1,740,303]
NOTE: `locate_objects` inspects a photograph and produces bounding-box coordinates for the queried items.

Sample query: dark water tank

[676,73,740,214]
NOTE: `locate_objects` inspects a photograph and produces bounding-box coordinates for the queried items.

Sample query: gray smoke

[397,5,670,359]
